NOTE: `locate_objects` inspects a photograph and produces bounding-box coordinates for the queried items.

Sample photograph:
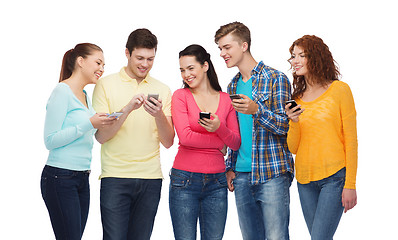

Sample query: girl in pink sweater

[169,44,241,240]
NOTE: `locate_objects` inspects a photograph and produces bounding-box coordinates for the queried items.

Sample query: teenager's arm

[94,94,145,144]
[253,74,291,135]
[143,97,175,149]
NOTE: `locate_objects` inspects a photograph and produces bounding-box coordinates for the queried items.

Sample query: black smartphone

[147,94,159,104]
[285,100,301,112]
[199,112,211,119]
[229,94,242,100]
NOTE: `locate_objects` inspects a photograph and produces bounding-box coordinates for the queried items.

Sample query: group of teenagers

[40,21,358,240]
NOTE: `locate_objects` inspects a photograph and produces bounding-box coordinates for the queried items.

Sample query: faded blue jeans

[169,168,228,240]
[297,168,346,240]
[233,172,292,240]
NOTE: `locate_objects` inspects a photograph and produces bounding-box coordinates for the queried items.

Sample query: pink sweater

[171,88,241,173]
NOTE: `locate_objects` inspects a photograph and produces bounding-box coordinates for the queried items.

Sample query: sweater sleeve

[287,121,301,154]
[44,85,94,150]
[171,90,224,149]
[340,83,358,189]
[214,98,241,151]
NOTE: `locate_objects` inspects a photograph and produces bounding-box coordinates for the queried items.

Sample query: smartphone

[285,100,301,112]
[147,94,159,104]
[107,112,123,118]
[229,94,242,100]
[199,112,211,119]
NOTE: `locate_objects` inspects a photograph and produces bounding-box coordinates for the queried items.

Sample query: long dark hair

[179,44,222,91]
[288,35,340,99]
[59,43,103,82]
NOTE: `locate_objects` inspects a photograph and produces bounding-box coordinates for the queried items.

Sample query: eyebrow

[180,64,195,70]
[219,43,231,49]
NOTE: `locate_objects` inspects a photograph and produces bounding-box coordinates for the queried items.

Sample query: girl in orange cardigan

[285,35,357,240]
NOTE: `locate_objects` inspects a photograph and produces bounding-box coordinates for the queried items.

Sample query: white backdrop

[1,0,397,239]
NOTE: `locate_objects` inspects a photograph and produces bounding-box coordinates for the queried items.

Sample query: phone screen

[285,100,301,112]
[147,94,159,104]
[199,112,211,119]
[229,94,242,100]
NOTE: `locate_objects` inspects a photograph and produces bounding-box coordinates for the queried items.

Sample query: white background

[1,0,397,239]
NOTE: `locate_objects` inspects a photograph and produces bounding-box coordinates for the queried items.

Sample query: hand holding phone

[147,94,159,105]
[285,100,303,123]
[199,112,211,119]
[285,100,301,112]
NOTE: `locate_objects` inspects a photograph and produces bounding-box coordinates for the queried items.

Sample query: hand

[198,113,221,132]
[220,145,227,156]
[125,94,145,113]
[226,170,236,192]
[231,94,258,115]
[144,96,164,118]
[285,103,304,122]
[342,188,357,213]
[90,113,117,129]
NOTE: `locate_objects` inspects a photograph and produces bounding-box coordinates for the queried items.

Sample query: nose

[290,56,298,65]
[184,70,190,79]
[142,59,149,67]
[220,49,226,58]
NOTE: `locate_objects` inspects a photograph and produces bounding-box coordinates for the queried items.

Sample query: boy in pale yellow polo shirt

[92,28,174,240]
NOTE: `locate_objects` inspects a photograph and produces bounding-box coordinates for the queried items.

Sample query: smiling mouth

[138,67,147,73]
[185,77,194,83]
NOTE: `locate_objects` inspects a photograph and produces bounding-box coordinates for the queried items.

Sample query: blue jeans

[233,172,292,240]
[169,168,228,240]
[100,177,162,240]
[40,165,90,240]
[297,168,345,240]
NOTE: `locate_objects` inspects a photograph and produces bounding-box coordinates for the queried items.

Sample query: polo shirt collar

[119,67,151,83]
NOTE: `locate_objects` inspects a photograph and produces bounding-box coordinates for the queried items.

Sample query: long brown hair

[288,35,340,99]
[59,43,102,82]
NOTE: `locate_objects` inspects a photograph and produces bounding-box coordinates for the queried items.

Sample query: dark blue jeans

[169,168,228,240]
[100,177,162,240]
[40,165,90,240]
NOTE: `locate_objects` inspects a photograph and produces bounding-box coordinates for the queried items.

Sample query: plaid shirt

[226,61,294,184]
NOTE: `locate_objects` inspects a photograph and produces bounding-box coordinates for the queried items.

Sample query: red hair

[288,35,340,99]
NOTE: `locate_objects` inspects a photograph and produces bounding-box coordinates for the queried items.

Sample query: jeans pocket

[170,173,190,189]
[216,174,228,188]
[40,175,47,199]
[54,168,76,179]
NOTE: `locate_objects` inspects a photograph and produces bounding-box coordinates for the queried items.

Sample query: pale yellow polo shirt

[92,67,172,179]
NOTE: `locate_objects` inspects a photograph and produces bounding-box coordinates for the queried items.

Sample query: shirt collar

[119,67,151,83]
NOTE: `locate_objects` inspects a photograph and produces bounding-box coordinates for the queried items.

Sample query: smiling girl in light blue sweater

[41,43,115,240]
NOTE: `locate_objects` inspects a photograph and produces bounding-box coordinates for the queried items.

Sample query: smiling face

[125,47,156,82]
[290,45,308,77]
[179,55,209,89]
[217,33,247,68]
[79,50,105,84]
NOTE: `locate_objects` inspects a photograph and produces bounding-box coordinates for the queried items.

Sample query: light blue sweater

[44,83,96,171]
